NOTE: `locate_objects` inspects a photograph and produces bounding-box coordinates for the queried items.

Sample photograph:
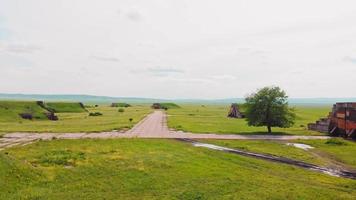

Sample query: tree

[244,86,295,133]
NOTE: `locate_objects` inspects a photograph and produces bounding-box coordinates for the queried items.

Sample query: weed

[325,138,347,146]
[34,150,86,166]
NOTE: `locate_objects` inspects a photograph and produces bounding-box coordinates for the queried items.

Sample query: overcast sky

[0,0,356,99]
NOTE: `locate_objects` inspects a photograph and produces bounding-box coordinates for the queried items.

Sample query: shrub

[129,118,133,122]
[118,108,125,112]
[325,138,347,146]
[19,113,33,120]
[111,103,131,107]
[151,103,180,110]
[89,112,103,116]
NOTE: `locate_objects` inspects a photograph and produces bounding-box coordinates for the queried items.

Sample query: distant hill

[0,94,159,104]
[0,93,355,105]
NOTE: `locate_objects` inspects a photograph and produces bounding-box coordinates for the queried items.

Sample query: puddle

[177,138,356,180]
[286,143,314,150]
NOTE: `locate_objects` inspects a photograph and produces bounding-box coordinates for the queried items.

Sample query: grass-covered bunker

[151,103,180,110]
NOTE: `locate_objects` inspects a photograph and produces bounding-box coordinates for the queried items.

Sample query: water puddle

[177,138,356,180]
[286,143,314,150]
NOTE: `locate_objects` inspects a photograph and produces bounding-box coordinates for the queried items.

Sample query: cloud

[0,44,41,54]
[126,10,143,22]
[0,28,11,40]
[146,67,185,76]
[208,74,237,81]
[90,55,120,62]
[131,67,185,77]
[344,56,356,64]
[164,77,216,84]
[0,54,33,68]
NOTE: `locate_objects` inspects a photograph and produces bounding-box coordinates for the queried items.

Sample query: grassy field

[205,138,356,170]
[0,103,151,133]
[1,139,355,199]
[167,104,330,135]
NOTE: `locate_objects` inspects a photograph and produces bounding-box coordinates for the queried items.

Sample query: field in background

[0,102,151,133]
[1,139,355,200]
[167,104,330,135]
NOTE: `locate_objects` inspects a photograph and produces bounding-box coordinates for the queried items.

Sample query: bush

[118,108,125,113]
[19,113,33,120]
[111,103,131,107]
[325,138,347,146]
[129,118,133,122]
[89,112,103,116]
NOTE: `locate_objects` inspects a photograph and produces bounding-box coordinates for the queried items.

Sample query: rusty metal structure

[308,102,356,139]
[227,103,244,118]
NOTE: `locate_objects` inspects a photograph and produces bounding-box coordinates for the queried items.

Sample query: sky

[0,0,356,99]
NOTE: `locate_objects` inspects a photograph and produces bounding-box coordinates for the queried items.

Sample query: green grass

[167,104,330,135]
[299,138,356,169]
[204,139,356,169]
[204,139,325,165]
[0,101,49,122]
[0,105,151,133]
[1,139,355,199]
[45,102,87,113]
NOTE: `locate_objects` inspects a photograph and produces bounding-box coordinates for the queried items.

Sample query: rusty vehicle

[308,102,356,139]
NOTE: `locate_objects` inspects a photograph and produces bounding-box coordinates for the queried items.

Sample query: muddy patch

[177,138,356,180]
[286,143,314,150]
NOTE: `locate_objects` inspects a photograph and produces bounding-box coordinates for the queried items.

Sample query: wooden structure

[227,103,244,118]
[308,102,356,139]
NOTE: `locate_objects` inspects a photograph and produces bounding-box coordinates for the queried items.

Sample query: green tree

[244,86,296,133]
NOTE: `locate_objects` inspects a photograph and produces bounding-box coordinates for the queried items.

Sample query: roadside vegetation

[167,105,329,135]
[1,139,355,200]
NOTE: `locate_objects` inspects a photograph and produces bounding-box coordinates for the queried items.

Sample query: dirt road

[0,111,330,150]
